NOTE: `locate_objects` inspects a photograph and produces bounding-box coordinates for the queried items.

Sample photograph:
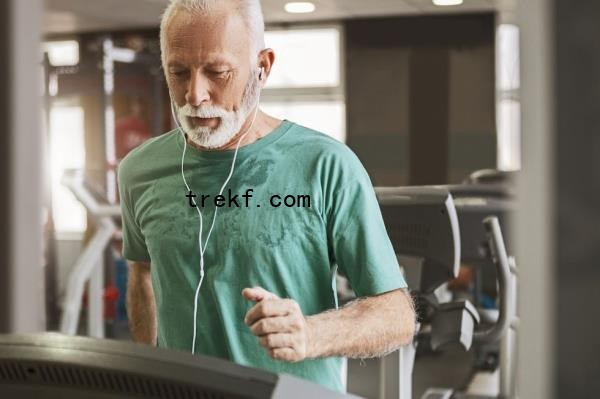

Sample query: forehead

[165,7,251,65]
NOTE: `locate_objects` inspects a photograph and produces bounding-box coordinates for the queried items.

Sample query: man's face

[164,7,258,148]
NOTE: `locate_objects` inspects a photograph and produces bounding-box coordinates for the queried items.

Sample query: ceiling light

[433,0,464,6]
[43,40,79,67]
[284,2,316,14]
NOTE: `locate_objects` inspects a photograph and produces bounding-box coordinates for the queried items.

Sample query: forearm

[306,288,415,359]
[127,263,157,345]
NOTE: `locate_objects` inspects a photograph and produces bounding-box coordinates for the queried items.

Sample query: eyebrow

[167,56,237,69]
[167,62,186,69]
[205,60,235,68]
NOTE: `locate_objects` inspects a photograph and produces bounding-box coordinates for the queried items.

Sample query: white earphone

[169,65,264,354]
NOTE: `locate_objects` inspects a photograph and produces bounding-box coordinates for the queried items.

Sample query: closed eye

[208,69,231,78]
[170,69,188,78]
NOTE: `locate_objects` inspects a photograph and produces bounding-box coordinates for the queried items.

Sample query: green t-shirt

[117,120,406,392]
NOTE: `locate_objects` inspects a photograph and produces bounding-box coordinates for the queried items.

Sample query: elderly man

[118,0,416,392]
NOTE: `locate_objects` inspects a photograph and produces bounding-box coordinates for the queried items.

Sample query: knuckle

[263,319,273,332]
[257,302,267,315]
[261,319,270,332]
[266,335,275,347]
[254,320,266,334]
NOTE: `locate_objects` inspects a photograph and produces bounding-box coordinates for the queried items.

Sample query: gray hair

[159,0,265,68]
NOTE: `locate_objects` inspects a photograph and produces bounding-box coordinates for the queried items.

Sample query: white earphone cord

[170,78,261,353]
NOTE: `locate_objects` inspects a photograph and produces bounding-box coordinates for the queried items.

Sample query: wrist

[305,316,320,359]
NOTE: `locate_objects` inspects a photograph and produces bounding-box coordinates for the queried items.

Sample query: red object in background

[103,284,119,321]
[80,284,120,321]
[115,115,152,160]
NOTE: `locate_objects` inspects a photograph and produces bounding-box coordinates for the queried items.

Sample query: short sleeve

[326,167,407,298]
[117,163,151,262]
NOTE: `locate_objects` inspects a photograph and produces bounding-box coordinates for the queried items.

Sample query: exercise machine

[375,186,518,399]
[0,333,361,398]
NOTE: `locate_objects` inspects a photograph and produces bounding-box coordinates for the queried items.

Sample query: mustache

[179,103,230,119]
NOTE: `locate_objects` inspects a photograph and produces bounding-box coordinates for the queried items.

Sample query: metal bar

[59,169,120,336]
[474,217,511,343]
[59,218,115,335]
[61,170,121,217]
[88,254,105,338]
[499,257,519,398]
[379,343,416,399]
[103,37,118,204]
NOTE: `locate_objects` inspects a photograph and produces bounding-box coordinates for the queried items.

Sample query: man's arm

[306,288,415,359]
[127,261,157,345]
[243,287,416,362]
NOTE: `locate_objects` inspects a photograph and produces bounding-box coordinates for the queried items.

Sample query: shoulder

[283,121,370,187]
[117,129,180,185]
[283,122,365,171]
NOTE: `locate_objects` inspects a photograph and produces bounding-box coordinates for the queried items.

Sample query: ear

[257,48,275,84]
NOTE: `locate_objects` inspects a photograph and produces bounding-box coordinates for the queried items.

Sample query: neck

[186,108,281,152]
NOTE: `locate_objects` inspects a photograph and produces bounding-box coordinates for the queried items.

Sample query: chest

[136,171,327,258]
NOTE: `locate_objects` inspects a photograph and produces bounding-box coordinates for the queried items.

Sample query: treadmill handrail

[61,169,120,217]
[474,216,512,343]
[59,169,121,338]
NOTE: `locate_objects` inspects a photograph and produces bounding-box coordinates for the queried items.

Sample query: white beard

[175,72,260,149]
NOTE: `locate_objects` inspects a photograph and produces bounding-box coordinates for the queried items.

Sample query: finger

[258,333,295,349]
[268,347,298,362]
[250,316,295,336]
[242,286,279,302]
[244,299,292,326]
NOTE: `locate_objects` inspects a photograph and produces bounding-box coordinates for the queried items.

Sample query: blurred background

[1,0,599,398]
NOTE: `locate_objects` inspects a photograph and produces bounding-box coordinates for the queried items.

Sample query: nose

[185,70,210,106]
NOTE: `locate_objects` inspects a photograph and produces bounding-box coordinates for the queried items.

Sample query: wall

[345,13,496,186]
[0,0,45,333]
[554,0,600,396]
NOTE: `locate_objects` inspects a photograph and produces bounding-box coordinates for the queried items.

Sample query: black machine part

[430,300,480,351]
[427,216,513,350]
[375,187,461,295]
[0,333,360,399]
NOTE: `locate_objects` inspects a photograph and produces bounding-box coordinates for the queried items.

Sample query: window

[49,104,87,234]
[261,101,346,142]
[261,26,345,142]
[496,24,521,171]
[497,99,521,171]
[264,28,340,88]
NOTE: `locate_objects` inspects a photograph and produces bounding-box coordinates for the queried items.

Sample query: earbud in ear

[258,66,265,81]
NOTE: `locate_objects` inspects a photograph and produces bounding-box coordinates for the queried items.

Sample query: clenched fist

[242,287,312,362]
